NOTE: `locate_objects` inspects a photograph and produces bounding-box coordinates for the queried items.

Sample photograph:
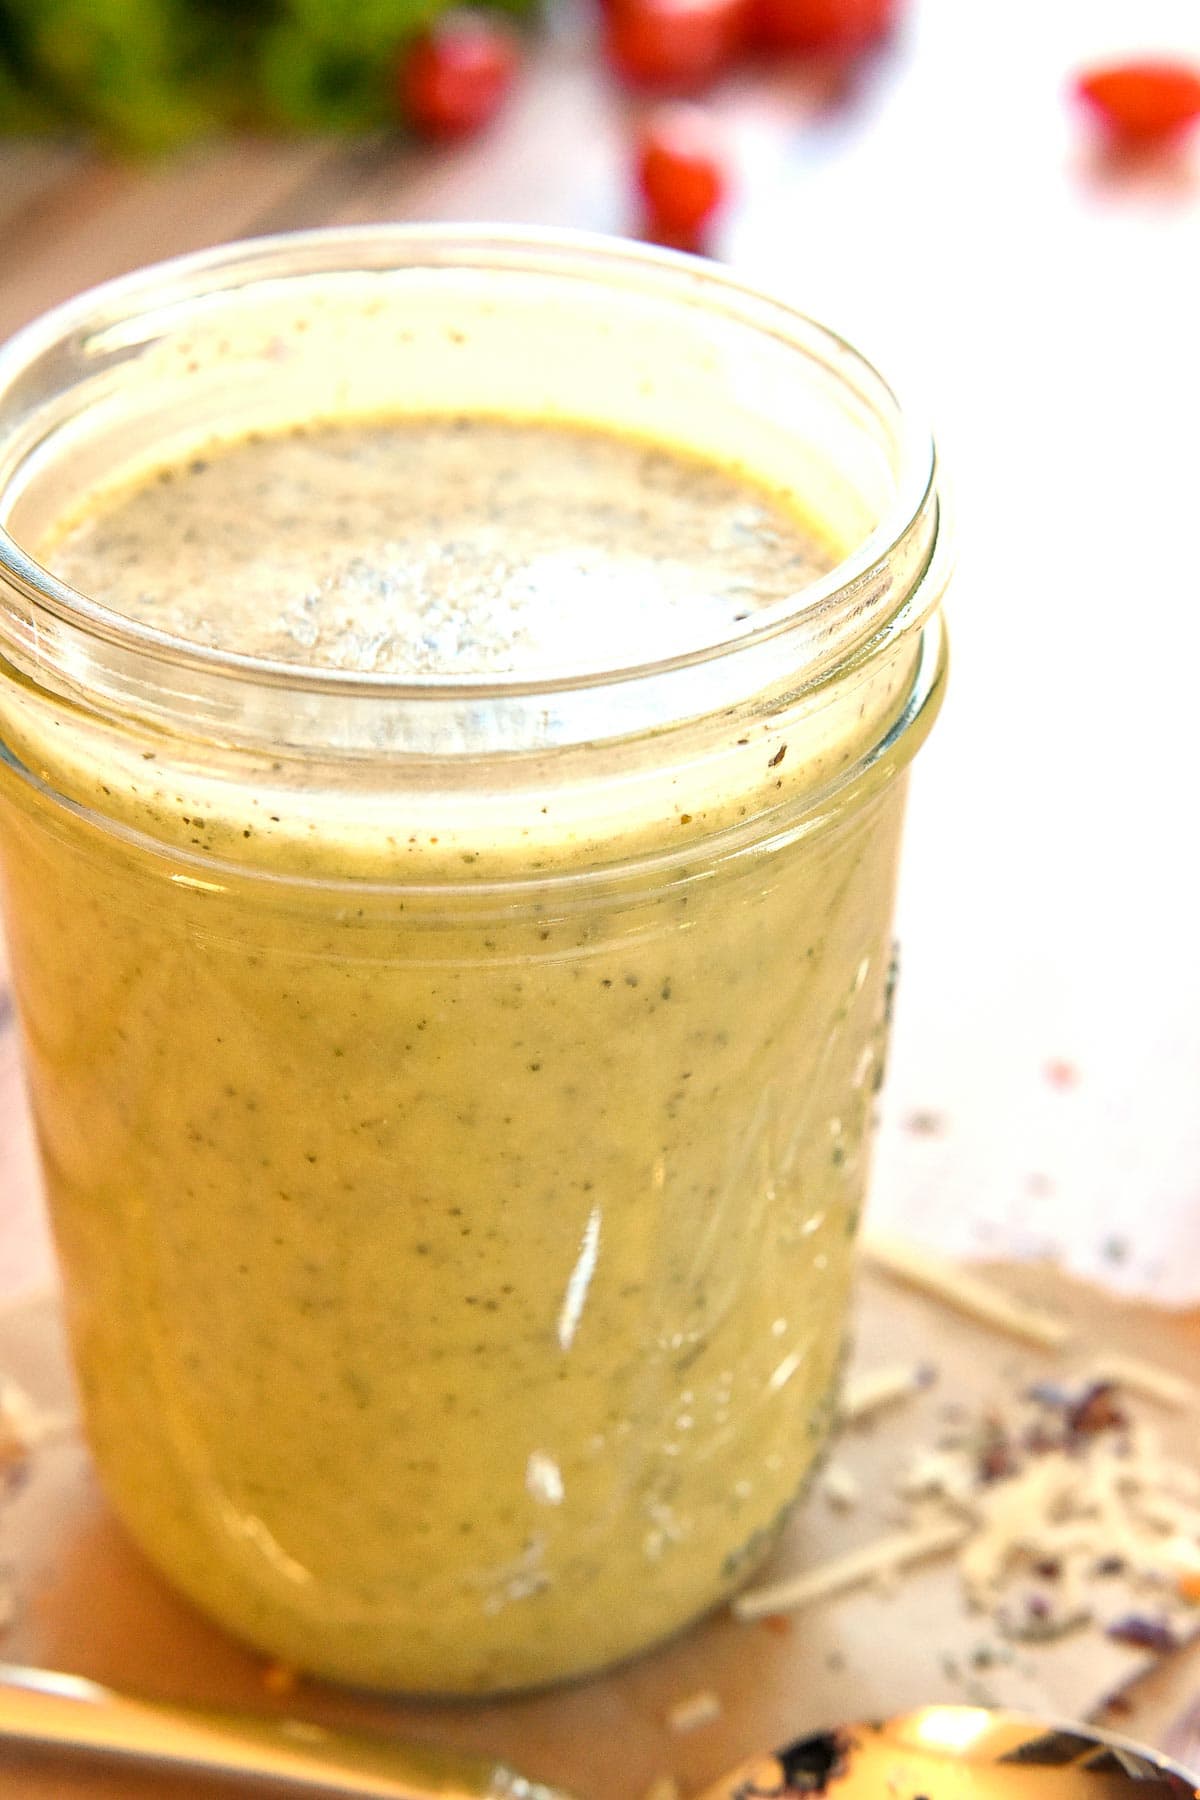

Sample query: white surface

[716,0,1200,1300]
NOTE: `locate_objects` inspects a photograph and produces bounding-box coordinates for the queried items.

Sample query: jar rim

[0,224,939,707]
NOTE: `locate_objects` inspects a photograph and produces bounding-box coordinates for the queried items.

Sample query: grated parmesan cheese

[0,1377,76,1453]
[731,1518,969,1621]
[820,1463,862,1510]
[665,1690,723,1733]
[735,1359,1200,1651]
[861,1233,1071,1350]
[841,1363,926,1424]
[890,1388,1200,1644]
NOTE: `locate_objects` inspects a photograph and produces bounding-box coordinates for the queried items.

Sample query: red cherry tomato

[636,104,731,249]
[397,11,520,141]
[605,0,749,93]
[1074,60,1200,142]
[751,0,897,54]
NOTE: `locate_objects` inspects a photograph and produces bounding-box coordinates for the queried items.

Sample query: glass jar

[0,228,949,1695]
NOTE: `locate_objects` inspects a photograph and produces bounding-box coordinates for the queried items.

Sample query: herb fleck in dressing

[2,416,908,1692]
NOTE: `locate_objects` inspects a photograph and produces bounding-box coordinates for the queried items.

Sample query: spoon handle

[0,1661,573,1800]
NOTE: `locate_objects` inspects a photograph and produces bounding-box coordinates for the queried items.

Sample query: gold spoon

[0,1663,1194,1797]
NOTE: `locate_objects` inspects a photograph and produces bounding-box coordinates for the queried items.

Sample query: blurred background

[1,0,1199,1301]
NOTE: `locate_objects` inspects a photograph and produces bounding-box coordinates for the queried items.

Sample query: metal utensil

[697,1706,1199,1797]
[0,1662,566,1797]
[0,1664,1194,1798]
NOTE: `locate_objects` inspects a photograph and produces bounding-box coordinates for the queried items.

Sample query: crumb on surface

[820,1463,862,1510]
[666,1689,723,1733]
[841,1362,926,1425]
[1044,1059,1080,1089]
[261,1662,300,1696]
[0,1376,75,1482]
[904,1109,946,1136]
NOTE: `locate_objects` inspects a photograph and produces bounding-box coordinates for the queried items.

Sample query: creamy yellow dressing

[0,416,910,1692]
[43,418,832,676]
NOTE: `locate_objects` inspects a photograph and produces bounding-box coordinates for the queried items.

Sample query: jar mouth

[0,225,940,712]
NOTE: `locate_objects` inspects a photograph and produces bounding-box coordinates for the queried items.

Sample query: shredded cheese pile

[735,1277,1200,1658]
[900,1387,1200,1645]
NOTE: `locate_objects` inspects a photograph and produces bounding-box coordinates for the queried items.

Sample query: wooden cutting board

[0,1262,1197,1798]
